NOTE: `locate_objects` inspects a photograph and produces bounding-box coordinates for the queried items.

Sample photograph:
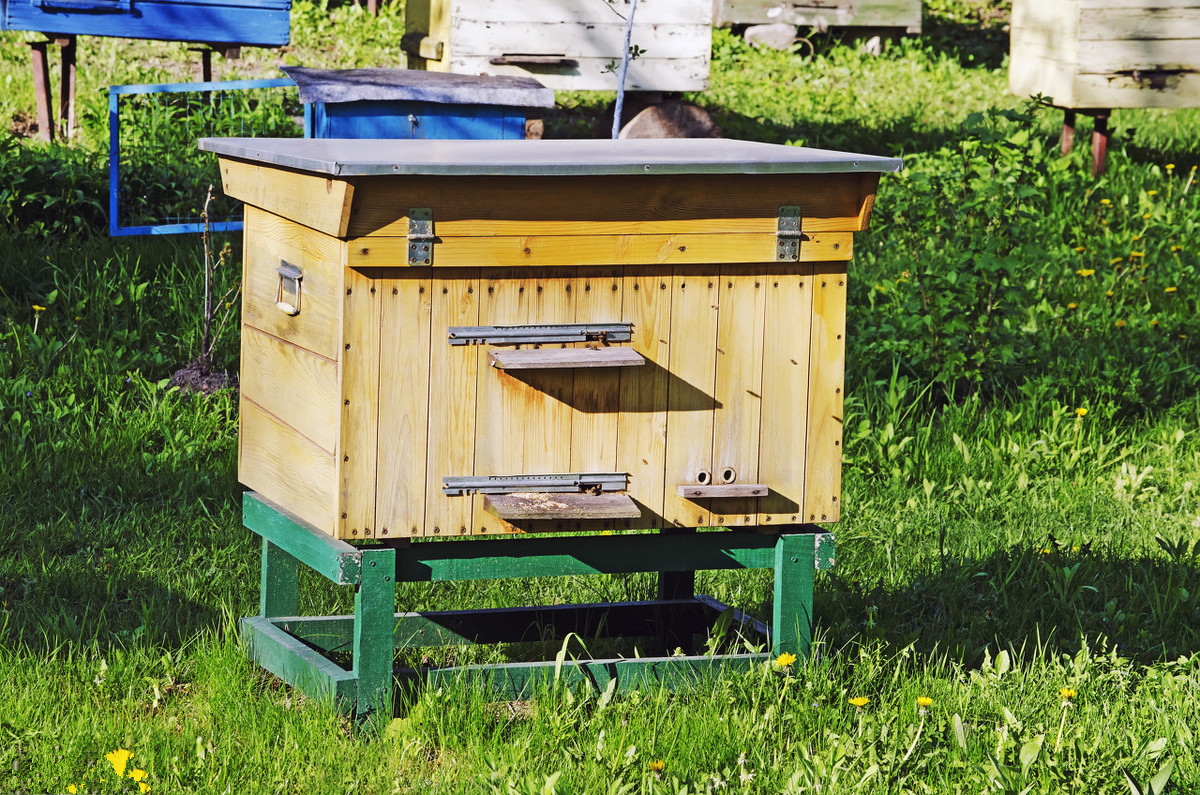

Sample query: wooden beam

[677,484,768,499]
[28,41,53,142]
[488,347,645,370]
[484,492,642,521]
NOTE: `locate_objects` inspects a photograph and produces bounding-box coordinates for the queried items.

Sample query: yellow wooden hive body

[208,138,898,540]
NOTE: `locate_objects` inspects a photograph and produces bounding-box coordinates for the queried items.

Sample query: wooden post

[1091,111,1110,177]
[353,547,396,727]
[28,41,54,142]
[259,538,300,618]
[57,36,76,140]
[771,530,814,658]
[1061,108,1076,156]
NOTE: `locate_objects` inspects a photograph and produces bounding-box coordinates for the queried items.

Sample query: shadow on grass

[815,541,1200,667]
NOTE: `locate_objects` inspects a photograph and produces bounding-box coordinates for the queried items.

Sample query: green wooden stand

[240,492,834,722]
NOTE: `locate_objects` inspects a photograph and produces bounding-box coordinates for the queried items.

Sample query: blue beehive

[282,66,554,141]
[1,0,290,46]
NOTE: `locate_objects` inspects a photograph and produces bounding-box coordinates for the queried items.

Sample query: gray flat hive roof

[280,66,555,109]
[198,137,904,176]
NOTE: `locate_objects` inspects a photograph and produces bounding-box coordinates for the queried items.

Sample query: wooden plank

[758,267,813,526]
[240,326,339,454]
[375,271,433,539]
[219,159,354,238]
[1078,8,1200,40]
[803,263,847,525]
[520,268,577,486]
[710,266,766,527]
[616,269,672,529]
[243,492,362,587]
[443,54,710,92]
[241,207,344,361]
[426,269,480,537]
[483,492,641,521]
[457,0,711,26]
[448,20,710,61]
[662,267,718,527]
[717,0,921,29]
[569,268,624,509]
[1071,71,1200,108]
[4,5,290,46]
[348,232,854,269]
[336,267,382,540]
[1081,0,1198,10]
[239,397,337,535]
[677,484,768,498]
[489,346,644,370]
[471,270,531,535]
[1077,39,1200,72]
[345,173,870,237]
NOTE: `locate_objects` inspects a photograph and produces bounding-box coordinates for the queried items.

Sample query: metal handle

[275,261,302,316]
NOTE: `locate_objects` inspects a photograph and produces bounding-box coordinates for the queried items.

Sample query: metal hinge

[776,205,803,261]
[448,322,633,346]
[407,207,434,266]
[442,472,629,496]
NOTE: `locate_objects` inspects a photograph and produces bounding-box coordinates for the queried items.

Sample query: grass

[2,1,1200,791]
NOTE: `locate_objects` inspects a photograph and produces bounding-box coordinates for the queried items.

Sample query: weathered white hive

[1010,0,1200,108]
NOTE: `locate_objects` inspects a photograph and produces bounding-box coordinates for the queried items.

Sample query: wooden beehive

[199,137,900,540]
[401,0,711,92]
[713,0,921,35]
[1010,0,1200,109]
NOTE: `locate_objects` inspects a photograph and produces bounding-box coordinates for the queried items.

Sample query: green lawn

[1,3,1199,792]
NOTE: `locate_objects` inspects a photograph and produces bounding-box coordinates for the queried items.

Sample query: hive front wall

[230,162,871,540]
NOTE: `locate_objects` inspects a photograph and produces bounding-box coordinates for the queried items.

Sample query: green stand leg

[772,531,815,658]
[260,538,299,618]
[354,547,396,726]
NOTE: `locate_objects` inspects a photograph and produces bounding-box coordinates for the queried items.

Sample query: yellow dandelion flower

[1076,269,1095,277]
[68,787,77,795]
[139,784,150,794]
[1100,199,1112,206]
[1129,251,1144,258]
[32,304,46,312]
[1147,190,1158,196]
[1060,687,1077,700]
[1076,407,1088,417]
[1166,164,1175,171]
[775,652,798,668]
[1073,246,1086,253]
[1150,319,1160,326]
[130,769,148,783]
[1132,235,1141,241]
[1110,257,1123,265]
[849,696,869,707]
[916,696,933,708]
[105,749,133,778]
[1067,302,1078,309]
[649,760,666,773]
[1115,320,1127,328]
[1143,213,1152,220]
[1165,286,1178,293]
[1171,245,1182,252]
[1106,291,1115,297]
[1040,548,1052,555]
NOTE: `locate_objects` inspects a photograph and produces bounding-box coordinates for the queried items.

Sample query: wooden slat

[336,267,382,540]
[1077,38,1200,72]
[1079,8,1200,40]
[448,19,710,60]
[803,263,847,525]
[677,484,767,498]
[241,207,344,361]
[345,173,870,237]
[662,267,718,527]
[718,0,921,29]
[239,397,337,535]
[520,269,577,481]
[443,54,710,92]
[710,266,766,527]
[472,270,529,534]
[757,267,814,526]
[1071,71,1200,108]
[616,268,672,529]
[490,346,643,370]
[240,326,339,454]
[220,158,354,238]
[376,272,433,539]
[426,269,481,537]
[483,492,641,521]
[348,232,853,269]
[457,0,711,26]
[569,268,624,518]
